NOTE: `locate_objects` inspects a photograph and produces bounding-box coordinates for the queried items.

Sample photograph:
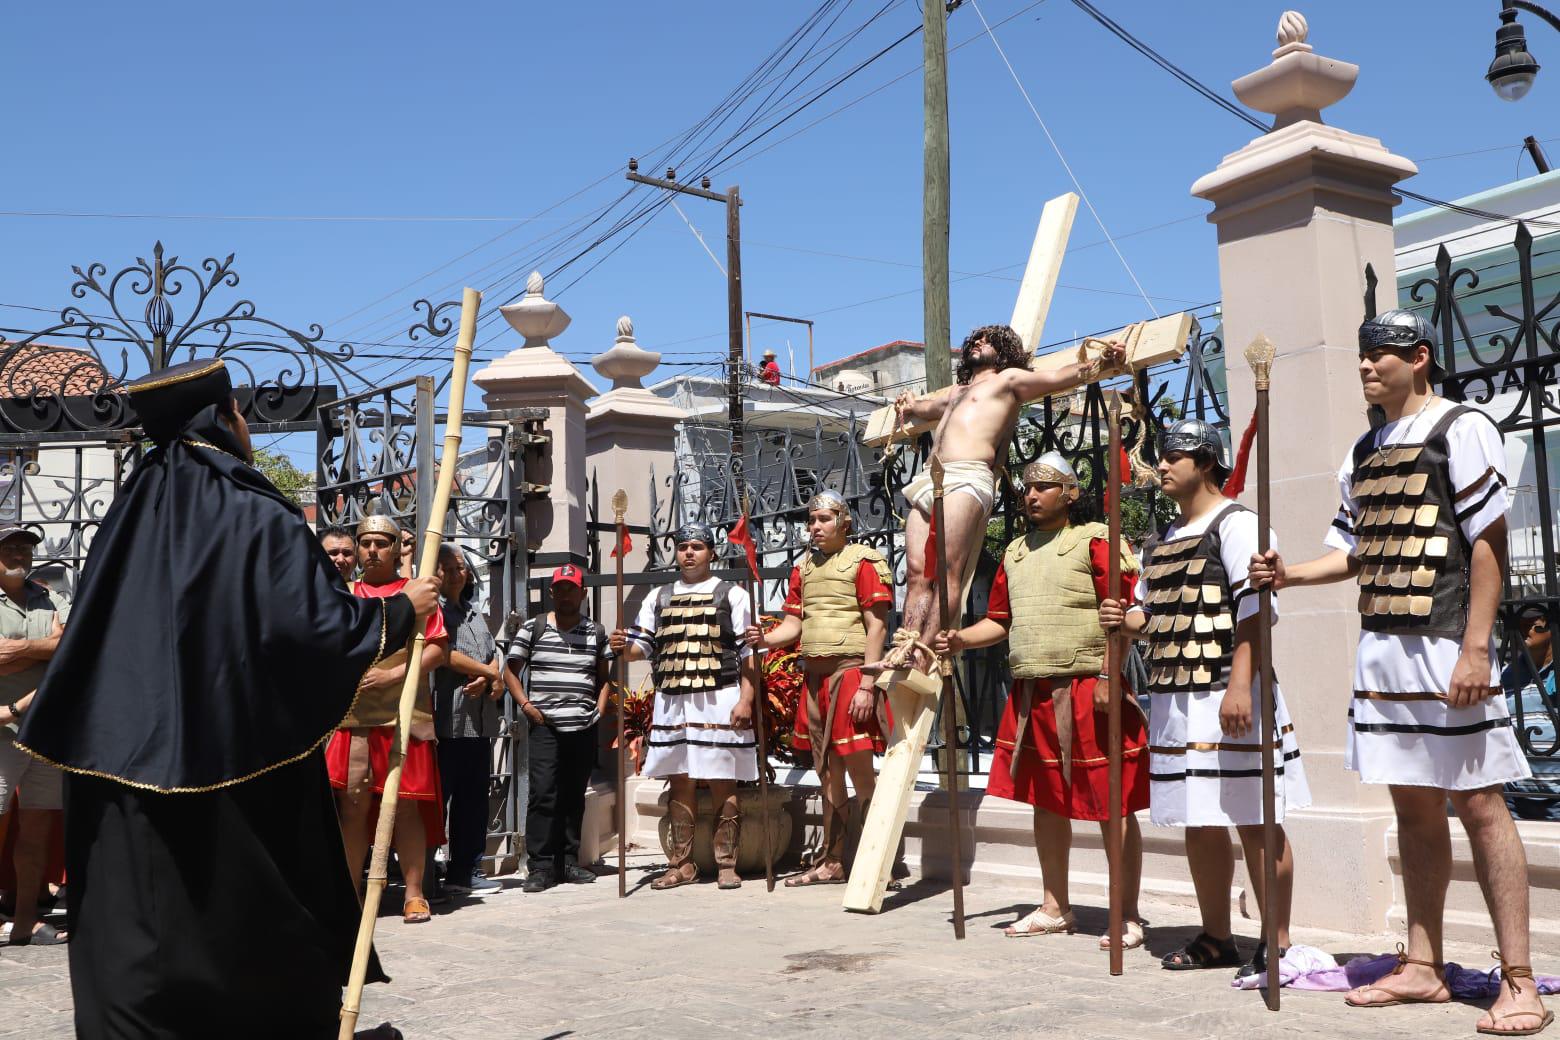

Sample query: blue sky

[3,0,1554,414]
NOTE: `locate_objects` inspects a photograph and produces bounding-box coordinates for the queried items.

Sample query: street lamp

[1488,1,1556,101]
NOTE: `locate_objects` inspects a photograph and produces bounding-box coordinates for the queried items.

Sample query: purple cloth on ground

[1233,947,1560,995]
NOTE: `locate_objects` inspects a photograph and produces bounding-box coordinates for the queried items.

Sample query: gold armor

[1003,522,1133,679]
[798,543,891,658]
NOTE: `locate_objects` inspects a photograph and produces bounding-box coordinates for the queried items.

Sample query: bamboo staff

[929,455,967,940]
[338,287,481,1040]
[740,494,776,892]
[1104,390,1126,976]
[612,489,629,898]
[1245,333,1281,1013]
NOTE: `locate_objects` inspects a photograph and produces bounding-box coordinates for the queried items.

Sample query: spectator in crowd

[432,544,503,895]
[1502,607,1555,699]
[0,526,67,945]
[758,348,782,386]
[320,523,357,582]
[506,564,612,893]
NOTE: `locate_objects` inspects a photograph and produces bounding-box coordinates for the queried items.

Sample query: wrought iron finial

[1277,11,1308,48]
[1245,333,1277,391]
[611,488,628,522]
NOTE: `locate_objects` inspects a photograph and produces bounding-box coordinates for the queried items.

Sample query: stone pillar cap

[1232,10,1358,129]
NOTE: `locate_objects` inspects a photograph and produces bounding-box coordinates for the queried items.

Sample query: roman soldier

[1100,419,1309,978]
[1249,311,1547,1032]
[610,522,758,890]
[745,489,894,887]
[325,513,450,925]
[936,453,1148,945]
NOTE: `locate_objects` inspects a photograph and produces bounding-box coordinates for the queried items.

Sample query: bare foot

[1478,976,1551,1035]
[1345,961,1451,1007]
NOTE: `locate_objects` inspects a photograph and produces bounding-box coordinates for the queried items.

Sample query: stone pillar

[1190,11,1418,934]
[473,271,596,560]
[585,315,684,637]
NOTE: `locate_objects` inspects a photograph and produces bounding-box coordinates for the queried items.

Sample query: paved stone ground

[3,850,1556,1039]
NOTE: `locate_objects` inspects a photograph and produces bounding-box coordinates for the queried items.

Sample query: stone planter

[656,785,793,874]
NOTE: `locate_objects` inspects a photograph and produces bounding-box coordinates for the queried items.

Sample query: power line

[1065,0,1560,233]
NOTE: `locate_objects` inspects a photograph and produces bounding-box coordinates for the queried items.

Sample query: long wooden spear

[612,488,629,898]
[338,287,481,1040]
[1104,390,1125,976]
[930,455,967,940]
[1245,333,1281,1013]
[737,494,776,892]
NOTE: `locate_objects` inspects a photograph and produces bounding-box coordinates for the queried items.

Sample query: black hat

[127,359,233,444]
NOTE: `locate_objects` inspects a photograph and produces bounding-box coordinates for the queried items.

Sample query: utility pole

[626,161,747,496]
[922,1,953,393]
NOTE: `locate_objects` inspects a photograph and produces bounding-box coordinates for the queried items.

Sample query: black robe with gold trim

[17,389,415,1039]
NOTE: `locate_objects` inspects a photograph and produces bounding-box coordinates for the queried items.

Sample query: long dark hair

[955,324,1031,385]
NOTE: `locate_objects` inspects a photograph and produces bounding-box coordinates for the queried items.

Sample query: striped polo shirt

[507,614,612,732]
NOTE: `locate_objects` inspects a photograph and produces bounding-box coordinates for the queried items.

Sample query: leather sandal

[1005,907,1075,938]
[401,897,432,924]
[1161,931,1240,971]
[784,862,846,887]
[1478,950,1554,1037]
[1097,919,1145,950]
[1344,943,1450,1007]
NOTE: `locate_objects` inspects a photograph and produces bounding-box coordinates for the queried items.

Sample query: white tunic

[1325,398,1530,789]
[628,577,758,782]
[1131,501,1311,828]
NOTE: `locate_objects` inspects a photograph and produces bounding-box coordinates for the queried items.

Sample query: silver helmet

[1161,418,1230,472]
[1359,309,1444,380]
[672,521,715,548]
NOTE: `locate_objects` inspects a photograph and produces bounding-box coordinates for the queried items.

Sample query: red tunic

[784,557,894,757]
[985,537,1150,821]
[325,578,448,846]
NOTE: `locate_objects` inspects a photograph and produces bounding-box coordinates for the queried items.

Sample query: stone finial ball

[616,315,634,341]
[525,270,545,296]
[1277,10,1308,47]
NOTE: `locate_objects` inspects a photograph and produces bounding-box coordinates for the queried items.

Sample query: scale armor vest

[1004,522,1119,679]
[342,584,433,729]
[1350,404,1494,640]
[1140,506,1246,694]
[653,580,740,692]
[798,543,891,658]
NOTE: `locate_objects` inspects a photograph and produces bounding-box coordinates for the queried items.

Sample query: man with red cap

[506,563,613,892]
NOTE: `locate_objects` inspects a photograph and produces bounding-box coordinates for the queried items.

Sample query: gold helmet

[356,514,402,540]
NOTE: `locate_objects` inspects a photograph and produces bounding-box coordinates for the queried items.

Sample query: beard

[964,347,998,371]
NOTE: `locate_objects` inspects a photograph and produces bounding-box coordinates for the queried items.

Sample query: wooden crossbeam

[861,311,1195,448]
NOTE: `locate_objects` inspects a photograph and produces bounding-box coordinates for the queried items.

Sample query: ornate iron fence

[1368,220,1560,809]
[590,309,1227,778]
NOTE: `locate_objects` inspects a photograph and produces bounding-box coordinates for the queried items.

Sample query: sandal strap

[1493,950,1537,995]
[1391,941,1445,975]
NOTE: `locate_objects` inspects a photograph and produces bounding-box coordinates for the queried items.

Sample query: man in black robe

[15,359,439,1040]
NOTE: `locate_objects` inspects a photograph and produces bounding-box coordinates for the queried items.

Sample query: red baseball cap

[550,563,585,588]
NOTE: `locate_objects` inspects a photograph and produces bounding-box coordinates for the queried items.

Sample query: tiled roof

[0,343,115,398]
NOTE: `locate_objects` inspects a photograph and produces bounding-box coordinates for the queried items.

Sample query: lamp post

[1488,0,1557,101]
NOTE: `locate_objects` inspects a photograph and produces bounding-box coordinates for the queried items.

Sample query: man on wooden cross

[1249,311,1549,1035]
[881,325,1123,672]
